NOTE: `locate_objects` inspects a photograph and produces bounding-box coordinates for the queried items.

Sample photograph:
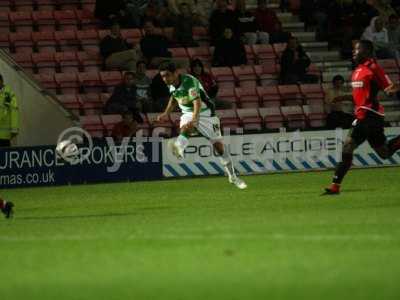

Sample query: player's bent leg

[324,137,358,195]
[213,141,247,190]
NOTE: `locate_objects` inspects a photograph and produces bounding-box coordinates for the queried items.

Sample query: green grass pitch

[1,167,400,300]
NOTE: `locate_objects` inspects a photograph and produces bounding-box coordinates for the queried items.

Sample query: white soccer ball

[56,140,79,161]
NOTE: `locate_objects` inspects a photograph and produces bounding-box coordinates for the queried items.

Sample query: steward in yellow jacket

[0,74,19,147]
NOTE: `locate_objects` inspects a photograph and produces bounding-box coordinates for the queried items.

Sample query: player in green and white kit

[156,62,247,189]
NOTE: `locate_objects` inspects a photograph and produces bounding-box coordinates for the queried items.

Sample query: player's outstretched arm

[156,96,176,122]
[384,83,399,96]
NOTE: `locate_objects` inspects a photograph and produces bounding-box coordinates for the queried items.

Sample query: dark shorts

[349,112,386,148]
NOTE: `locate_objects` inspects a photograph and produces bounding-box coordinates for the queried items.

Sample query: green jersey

[169,74,215,116]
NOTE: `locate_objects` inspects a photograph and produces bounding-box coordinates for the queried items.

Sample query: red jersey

[351,58,392,120]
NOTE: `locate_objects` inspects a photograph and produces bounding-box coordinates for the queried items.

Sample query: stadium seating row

[0,0,94,12]
[80,106,327,138]
[0,9,98,32]
[58,84,326,116]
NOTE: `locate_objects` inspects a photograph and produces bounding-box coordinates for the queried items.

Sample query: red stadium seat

[217,87,238,108]
[80,115,105,138]
[232,65,258,87]
[10,32,34,53]
[0,1,12,12]
[235,87,260,108]
[187,46,212,65]
[254,63,279,86]
[258,107,285,130]
[78,71,103,93]
[0,11,10,33]
[303,104,326,128]
[9,11,34,32]
[55,51,80,73]
[299,83,325,106]
[192,26,209,45]
[77,29,99,52]
[32,52,56,74]
[120,28,142,45]
[32,10,56,31]
[256,86,281,107]
[15,0,35,12]
[54,10,78,30]
[13,52,34,73]
[251,44,276,63]
[211,67,236,88]
[57,94,82,116]
[216,109,241,133]
[280,105,307,129]
[101,114,123,136]
[278,84,304,106]
[55,30,80,51]
[236,108,263,131]
[55,72,80,94]
[36,0,57,11]
[76,9,99,30]
[79,93,104,115]
[77,51,103,72]
[32,31,57,52]
[100,71,123,92]
[169,47,189,60]
[35,73,57,93]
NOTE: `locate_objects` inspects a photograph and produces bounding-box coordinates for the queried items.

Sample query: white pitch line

[0,233,398,242]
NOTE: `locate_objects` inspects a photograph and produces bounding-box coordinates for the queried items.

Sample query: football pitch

[1,167,400,300]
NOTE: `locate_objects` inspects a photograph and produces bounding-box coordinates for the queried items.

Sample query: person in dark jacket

[212,27,247,67]
[104,72,143,123]
[173,2,200,47]
[235,0,269,45]
[209,0,239,45]
[95,0,125,27]
[99,22,139,71]
[279,36,317,84]
[140,20,173,68]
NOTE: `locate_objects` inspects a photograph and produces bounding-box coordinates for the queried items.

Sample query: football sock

[332,152,353,184]
[220,152,236,178]
[175,134,189,152]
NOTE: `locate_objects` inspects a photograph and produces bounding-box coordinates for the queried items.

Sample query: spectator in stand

[212,27,247,67]
[209,0,239,45]
[123,0,150,28]
[143,0,173,27]
[95,0,125,27]
[140,20,173,68]
[100,22,139,71]
[111,109,138,142]
[190,58,233,109]
[194,0,215,25]
[347,0,379,38]
[104,72,144,125]
[362,16,396,58]
[190,59,218,99]
[280,36,317,84]
[173,3,200,47]
[135,60,153,112]
[387,14,400,52]
[368,0,397,24]
[235,0,269,45]
[150,71,170,112]
[324,75,353,129]
[254,0,291,44]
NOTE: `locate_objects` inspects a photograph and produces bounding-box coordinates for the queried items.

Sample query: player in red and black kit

[325,40,400,194]
[0,198,14,218]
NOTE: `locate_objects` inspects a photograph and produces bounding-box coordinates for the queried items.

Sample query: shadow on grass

[15,206,175,221]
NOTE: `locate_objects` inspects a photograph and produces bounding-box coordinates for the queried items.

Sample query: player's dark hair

[358,40,374,57]
[190,59,204,74]
[159,61,177,73]
[332,75,344,83]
